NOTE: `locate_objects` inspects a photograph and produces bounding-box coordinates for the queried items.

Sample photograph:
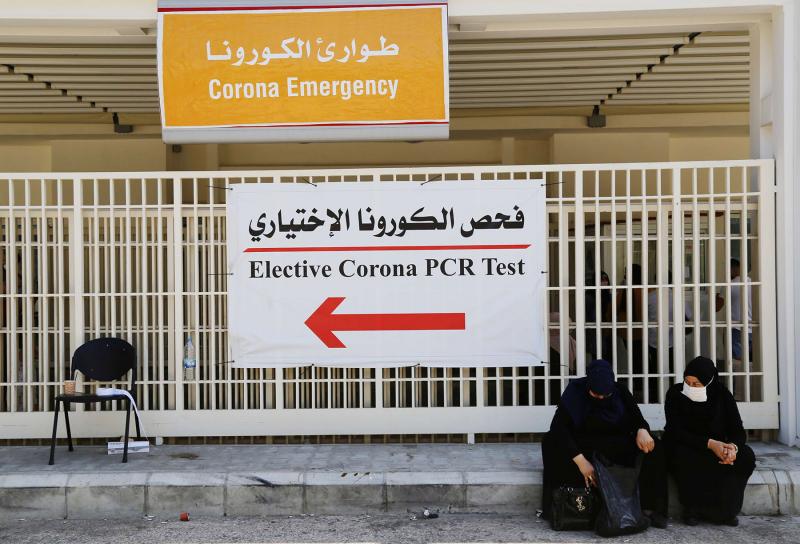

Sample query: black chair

[49,338,142,464]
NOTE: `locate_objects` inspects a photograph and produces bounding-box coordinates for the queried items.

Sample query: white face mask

[682,376,712,403]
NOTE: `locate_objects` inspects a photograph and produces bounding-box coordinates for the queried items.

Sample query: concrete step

[1,443,798,520]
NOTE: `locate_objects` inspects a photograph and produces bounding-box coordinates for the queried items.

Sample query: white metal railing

[0,160,778,438]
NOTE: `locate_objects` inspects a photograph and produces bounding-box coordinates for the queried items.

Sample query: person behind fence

[664,356,756,527]
[541,359,668,529]
[585,271,614,362]
[729,258,753,364]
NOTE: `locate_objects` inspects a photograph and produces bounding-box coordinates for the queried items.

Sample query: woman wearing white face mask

[664,356,755,527]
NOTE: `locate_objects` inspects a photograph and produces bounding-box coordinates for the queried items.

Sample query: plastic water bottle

[183,335,196,381]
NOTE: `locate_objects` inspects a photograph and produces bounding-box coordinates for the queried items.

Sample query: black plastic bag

[592,452,650,537]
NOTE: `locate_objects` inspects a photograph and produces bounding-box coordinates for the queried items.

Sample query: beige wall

[551,132,671,164]
[51,138,167,172]
[0,126,749,173]
[0,144,51,172]
[669,135,750,161]
[218,139,507,169]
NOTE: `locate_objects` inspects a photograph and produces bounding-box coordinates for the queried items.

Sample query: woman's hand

[708,439,730,462]
[719,443,738,465]
[573,454,597,488]
[636,428,655,453]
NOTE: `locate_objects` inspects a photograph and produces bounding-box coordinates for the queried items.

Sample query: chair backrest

[71,338,137,387]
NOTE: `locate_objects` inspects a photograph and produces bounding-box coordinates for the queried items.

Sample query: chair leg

[134,408,142,441]
[122,399,132,463]
[49,400,60,465]
[63,401,74,452]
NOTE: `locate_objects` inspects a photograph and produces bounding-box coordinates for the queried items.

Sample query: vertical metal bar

[92,178,100,349]
[0,178,8,412]
[191,178,201,408]
[740,166,751,401]
[24,178,33,411]
[757,163,778,406]
[574,170,586,378]
[209,177,218,411]
[656,170,677,404]
[374,364,384,409]
[692,168,701,357]
[275,367,285,410]
[125,179,134,395]
[672,168,686,389]
[8,177,16,412]
[39,178,49,411]
[476,367,485,408]
[140,179,151,411]
[610,170,619,379]
[557,171,568,386]
[724,168,733,390]
[158,178,170,411]
[70,178,85,411]
[171,177,185,411]
[625,170,634,393]
[593,171,602,361]
[709,169,717,371]
[644,170,652,404]
[109,179,117,341]
[56,180,65,403]
[36,178,46,411]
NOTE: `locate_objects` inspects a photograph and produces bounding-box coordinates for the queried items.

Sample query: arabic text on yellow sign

[160,7,447,127]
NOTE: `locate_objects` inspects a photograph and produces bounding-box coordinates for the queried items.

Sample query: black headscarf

[684,356,719,387]
[671,356,730,437]
[559,360,625,427]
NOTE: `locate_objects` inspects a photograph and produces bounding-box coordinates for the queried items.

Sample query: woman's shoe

[722,516,739,527]
[647,512,668,529]
[682,512,699,526]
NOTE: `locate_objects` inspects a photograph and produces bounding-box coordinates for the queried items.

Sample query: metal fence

[0,160,777,439]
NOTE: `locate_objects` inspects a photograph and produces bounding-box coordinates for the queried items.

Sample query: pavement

[2,514,799,544]
[1,442,799,521]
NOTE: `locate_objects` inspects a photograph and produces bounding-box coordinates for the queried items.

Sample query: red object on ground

[179,512,190,522]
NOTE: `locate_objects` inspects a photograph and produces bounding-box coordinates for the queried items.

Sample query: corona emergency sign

[157,0,449,143]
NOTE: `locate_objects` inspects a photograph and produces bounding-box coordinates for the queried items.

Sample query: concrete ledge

[1,470,795,520]
[0,474,68,521]
[226,472,304,516]
[1,443,798,520]
[66,473,147,519]
[742,470,779,516]
[146,473,226,518]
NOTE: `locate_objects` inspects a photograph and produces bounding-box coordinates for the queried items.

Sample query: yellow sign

[157,2,449,142]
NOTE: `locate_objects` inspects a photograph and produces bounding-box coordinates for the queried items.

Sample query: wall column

[760,6,799,445]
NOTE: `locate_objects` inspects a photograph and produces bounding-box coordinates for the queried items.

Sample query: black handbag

[551,485,597,531]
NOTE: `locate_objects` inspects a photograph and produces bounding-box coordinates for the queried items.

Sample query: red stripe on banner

[159,3,443,12]
[305,296,465,348]
[244,244,531,253]
[229,121,448,129]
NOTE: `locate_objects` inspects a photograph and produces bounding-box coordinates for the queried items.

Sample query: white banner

[227,180,547,367]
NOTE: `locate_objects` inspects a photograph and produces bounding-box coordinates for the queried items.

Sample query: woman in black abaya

[664,356,756,526]
[542,359,668,528]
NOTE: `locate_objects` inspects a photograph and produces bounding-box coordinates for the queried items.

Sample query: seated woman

[542,359,668,528]
[664,356,756,526]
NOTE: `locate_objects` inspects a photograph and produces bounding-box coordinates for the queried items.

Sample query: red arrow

[304,297,466,348]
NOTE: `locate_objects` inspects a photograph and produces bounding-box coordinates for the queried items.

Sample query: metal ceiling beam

[16,66,156,75]
[0,56,155,66]
[0,46,155,56]
[450,58,656,70]
[449,47,673,62]
[449,36,689,52]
